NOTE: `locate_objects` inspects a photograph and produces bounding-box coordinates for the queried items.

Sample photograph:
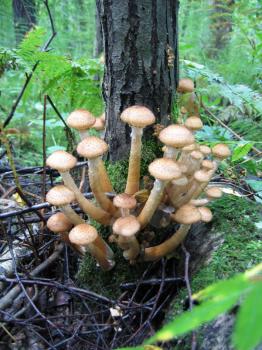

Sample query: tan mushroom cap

[77,136,108,159]
[46,185,75,206]
[194,170,211,183]
[120,105,156,128]
[177,78,194,93]
[171,176,188,186]
[113,193,137,209]
[205,187,223,199]
[93,117,105,131]
[67,109,95,131]
[159,125,195,148]
[201,160,214,171]
[149,158,182,181]
[182,143,196,152]
[69,224,98,246]
[47,212,73,233]
[185,116,203,131]
[198,207,213,222]
[199,145,211,156]
[212,144,231,159]
[113,215,140,237]
[190,150,204,160]
[172,204,201,224]
[46,150,77,172]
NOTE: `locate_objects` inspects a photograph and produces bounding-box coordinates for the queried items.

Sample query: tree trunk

[97,0,179,161]
[94,2,103,57]
[12,0,36,44]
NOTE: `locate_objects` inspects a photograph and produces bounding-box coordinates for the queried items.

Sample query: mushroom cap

[190,150,204,161]
[77,136,108,159]
[205,187,223,199]
[201,160,214,171]
[93,117,105,131]
[182,143,196,152]
[120,105,156,128]
[46,150,77,172]
[46,185,75,206]
[185,116,203,131]
[113,215,140,237]
[69,224,98,246]
[177,78,194,93]
[199,145,211,155]
[67,109,95,131]
[113,193,137,209]
[159,125,195,148]
[212,144,231,159]
[198,207,213,222]
[149,158,182,181]
[194,170,211,183]
[172,204,201,224]
[171,176,188,186]
[47,212,73,233]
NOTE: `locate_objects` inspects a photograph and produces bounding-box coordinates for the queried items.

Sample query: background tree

[97,0,179,161]
[12,0,36,44]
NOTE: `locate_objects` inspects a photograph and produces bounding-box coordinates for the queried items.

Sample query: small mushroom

[113,193,137,217]
[77,136,116,215]
[69,224,115,271]
[46,151,111,225]
[47,212,73,245]
[177,78,194,93]
[199,145,211,156]
[185,116,203,133]
[120,105,156,195]
[66,109,96,139]
[113,215,141,261]
[212,143,231,171]
[198,206,213,222]
[138,158,181,228]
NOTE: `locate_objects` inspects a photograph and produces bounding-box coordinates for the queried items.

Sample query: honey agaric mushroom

[93,117,105,132]
[66,109,96,139]
[198,206,213,222]
[47,212,73,244]
[190,187,222,206]
[46,185,84,225]
[177,78,194,93]
[138,158,182,229]
[46,150,111,225]
[113,215,141,261]
[69,224,115,271]
[199,145,211,156]
[113,193,137,217]
[120,105,156,195]
[212,143,231,171]
[144,204,200,261]
[186,150,204,175]
[185,116,203,132]
[159,124,195,159]
[77,136,116,215]
[201,159,215,172]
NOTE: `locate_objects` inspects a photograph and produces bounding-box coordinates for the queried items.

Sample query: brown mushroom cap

[67,109,95,131]
[212,144,231,159]
[149,158,182,181]
[113,215,140,237]
[77,136,108,159]
[185,116,203,131]
[182,143,196,153]
[93,117,105,131]
[198,207,213,222]
[190,150,204,161]
[113,193,137,209]
[205,187,223,199]
[172,204,201,224]
[199,145,211,156]
[177,78,194,93]
[47,212,73,233]
[201,160,214,171]
[159,125,195,148]
[194,170,211,183]
[46,185,75,206]
[69,224,98,246]
[120,105,156,128]
[46,150,77,172]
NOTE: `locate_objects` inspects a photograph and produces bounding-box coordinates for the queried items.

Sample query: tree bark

[12,0,36,44]
[94,1,103,57]
[97,0,179,161]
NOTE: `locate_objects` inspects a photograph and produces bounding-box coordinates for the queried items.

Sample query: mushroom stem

[97,158,114,192]
[80,240,115,271]
[138,179,167,229]
[60,205,85,225]
[88,158,116,215]
[125,127,143,195]
[144,224,191,261]
[61,171,111,225]
[164,147,179,159]
[118,235,140,260]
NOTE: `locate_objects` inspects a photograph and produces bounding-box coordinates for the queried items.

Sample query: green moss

[171,196,262,316]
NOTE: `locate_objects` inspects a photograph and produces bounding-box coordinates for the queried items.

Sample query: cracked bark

[97,0,179,161]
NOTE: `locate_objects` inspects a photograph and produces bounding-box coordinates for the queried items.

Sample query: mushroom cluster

[46,81,231,270]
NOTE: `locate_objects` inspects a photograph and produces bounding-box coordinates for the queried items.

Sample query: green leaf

[232,143,254,162]
[233,281,262,350]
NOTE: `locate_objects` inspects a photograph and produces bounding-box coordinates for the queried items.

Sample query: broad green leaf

[232,143,254,162]
[233,281,262,350]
